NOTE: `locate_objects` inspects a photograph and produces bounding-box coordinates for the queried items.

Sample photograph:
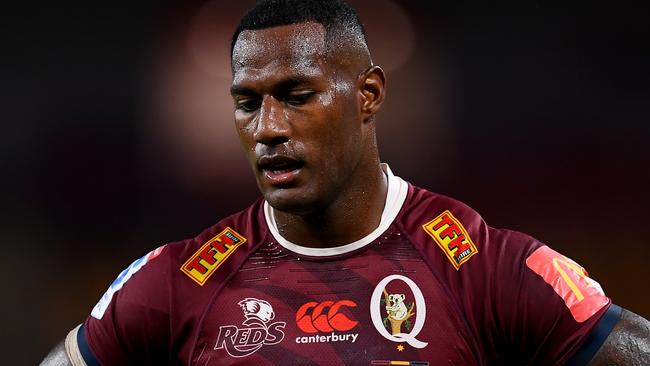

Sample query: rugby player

[42,0,650,364]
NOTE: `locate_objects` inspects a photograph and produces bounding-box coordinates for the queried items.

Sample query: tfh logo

[422,210,478,270]
[181,227,247,286]
[215,298,286,357]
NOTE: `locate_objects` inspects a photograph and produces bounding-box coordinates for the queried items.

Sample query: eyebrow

[276,76,311,90]
[230,76,314,96]
[230,84,256,97]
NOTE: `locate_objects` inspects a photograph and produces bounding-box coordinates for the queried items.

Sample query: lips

[257,155,304,186]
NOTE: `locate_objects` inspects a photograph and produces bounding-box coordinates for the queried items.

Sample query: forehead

[232,22,329,84]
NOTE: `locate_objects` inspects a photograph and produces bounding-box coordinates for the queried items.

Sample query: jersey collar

[263,164,408,257]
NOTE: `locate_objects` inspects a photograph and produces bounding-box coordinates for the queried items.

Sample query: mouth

[257,155,304,186]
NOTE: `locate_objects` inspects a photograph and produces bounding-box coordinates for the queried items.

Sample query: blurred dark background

[2,0,648,363]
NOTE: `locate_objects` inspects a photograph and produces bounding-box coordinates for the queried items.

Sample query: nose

[254,95,290,146]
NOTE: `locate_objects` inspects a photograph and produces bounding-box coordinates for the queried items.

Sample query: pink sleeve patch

[525,245,609,322]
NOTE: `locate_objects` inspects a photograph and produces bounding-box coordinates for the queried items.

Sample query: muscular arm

[588,308,650,366]
[40,340,72,366]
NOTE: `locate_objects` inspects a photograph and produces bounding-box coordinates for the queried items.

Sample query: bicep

[588,308,650,366]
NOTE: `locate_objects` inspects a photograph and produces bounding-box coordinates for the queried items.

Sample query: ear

[359,65,386,122]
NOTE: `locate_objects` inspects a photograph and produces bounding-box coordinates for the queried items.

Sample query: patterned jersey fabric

[79,166,611,365]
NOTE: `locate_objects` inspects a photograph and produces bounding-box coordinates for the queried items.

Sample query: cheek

[309,92,361,161]
[235,120,259,162]
[235,117,254,143]
[312,122,361,180]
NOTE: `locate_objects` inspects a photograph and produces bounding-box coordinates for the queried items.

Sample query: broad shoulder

[162,198,269,287]
[399,184,480,223]
[395,183,544,272]
[169,198,267,256]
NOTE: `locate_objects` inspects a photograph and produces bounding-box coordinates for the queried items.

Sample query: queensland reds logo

[294,300,360,344]
[370,275,428,349]
[215,298,286,357]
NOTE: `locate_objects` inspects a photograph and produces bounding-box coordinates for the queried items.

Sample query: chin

[263,188,320,216]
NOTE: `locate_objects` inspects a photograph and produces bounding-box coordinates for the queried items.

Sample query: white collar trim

[263,164,408,257]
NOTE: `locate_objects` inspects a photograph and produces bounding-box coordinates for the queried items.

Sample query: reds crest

[215,298,286,357]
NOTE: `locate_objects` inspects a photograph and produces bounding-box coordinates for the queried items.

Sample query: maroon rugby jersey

[77,166,611,365]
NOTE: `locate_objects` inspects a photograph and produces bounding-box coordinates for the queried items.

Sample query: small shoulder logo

[215,298,286,357]
[422,210,478,270]
[181,227,246,285]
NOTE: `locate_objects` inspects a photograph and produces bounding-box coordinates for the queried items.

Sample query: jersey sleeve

[80,245,172,365]
[480,228,611,365]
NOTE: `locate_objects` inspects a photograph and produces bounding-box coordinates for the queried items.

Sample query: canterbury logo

[295,300,358,333]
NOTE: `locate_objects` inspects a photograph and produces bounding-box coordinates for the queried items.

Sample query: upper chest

[186,232,484,366]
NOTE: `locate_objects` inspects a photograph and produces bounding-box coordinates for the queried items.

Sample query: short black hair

[231,0,368,57]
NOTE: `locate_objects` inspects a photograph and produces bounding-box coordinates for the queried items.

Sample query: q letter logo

[370,275,428,349]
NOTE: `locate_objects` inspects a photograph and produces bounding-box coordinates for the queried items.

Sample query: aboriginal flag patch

[181,227,247,286]
[422,210,478,270]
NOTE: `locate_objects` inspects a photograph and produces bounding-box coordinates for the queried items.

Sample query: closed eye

[283,91,314,106]
[235,98,261,112]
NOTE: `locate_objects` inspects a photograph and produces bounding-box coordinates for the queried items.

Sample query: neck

[272,163,388,248]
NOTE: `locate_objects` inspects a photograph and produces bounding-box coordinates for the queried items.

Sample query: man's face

[231,22,366,214]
